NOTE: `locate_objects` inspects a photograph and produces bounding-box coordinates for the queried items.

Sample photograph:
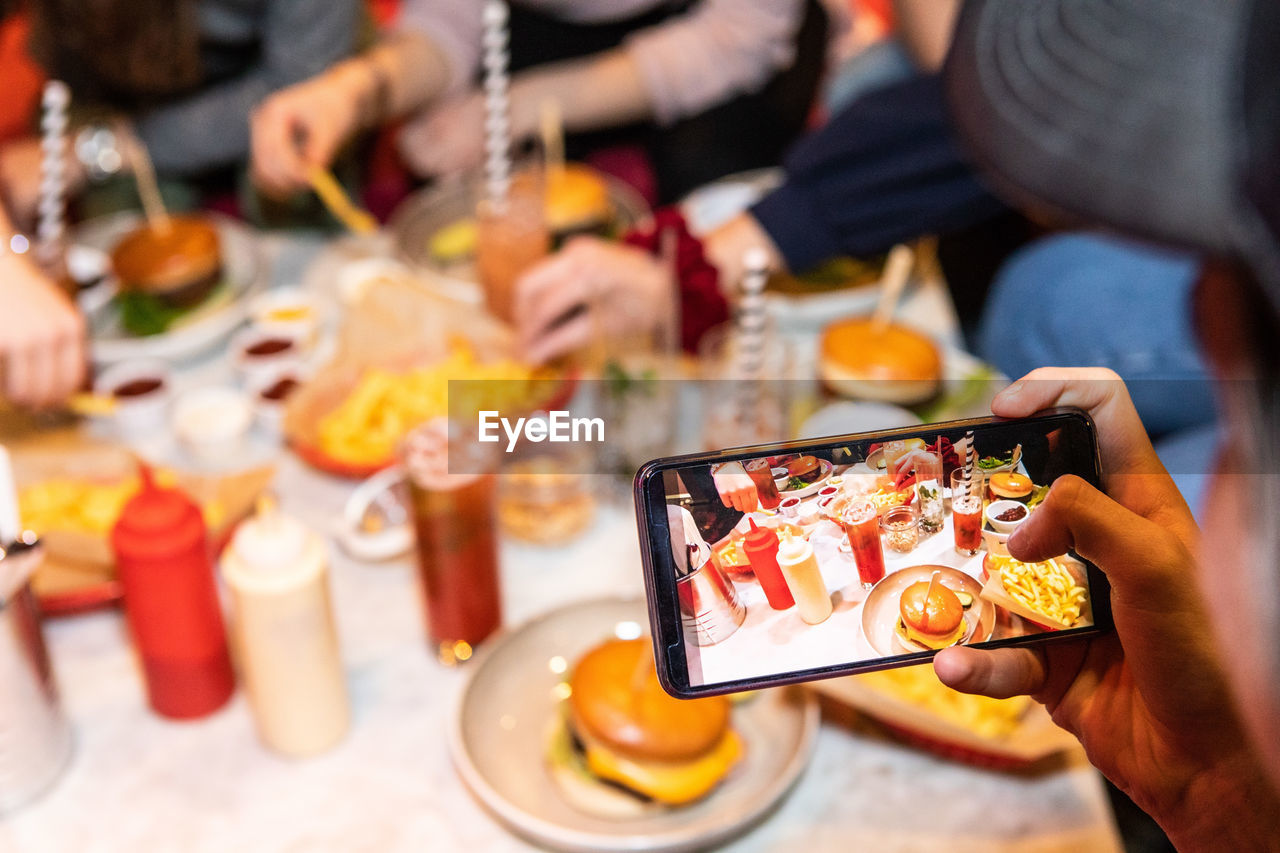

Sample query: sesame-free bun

[898,578,965,650]
[819,317,942,405]
[544,164,613,235]
[568,638,728,762]
[112,216,222,308]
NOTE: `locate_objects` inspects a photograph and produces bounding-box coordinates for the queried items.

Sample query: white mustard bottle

[220,497,349,757]
[776,531,832,625]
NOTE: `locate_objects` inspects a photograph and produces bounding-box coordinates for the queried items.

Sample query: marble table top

[0,233,1122,852]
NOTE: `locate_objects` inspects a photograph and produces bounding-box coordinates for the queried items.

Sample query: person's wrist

[1153,750,1280,851]
[333,61,383,130]
[705,213,784,301]
[0,229,33,265]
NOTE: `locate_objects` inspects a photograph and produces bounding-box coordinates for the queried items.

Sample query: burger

[818,317,942,405]
[785,455,822,486]
[547,638,743,816]
[111,215,223,310]
[544,163,613,238]
[987,472,1034,501]
[895,575,968,652]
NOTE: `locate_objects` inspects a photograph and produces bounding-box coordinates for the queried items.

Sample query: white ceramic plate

[74,212,265,364]
[450,597,819,853]
[680,168,781,235]
[797,401,922,441]
[860,566,995,658]
[776,458,834,500]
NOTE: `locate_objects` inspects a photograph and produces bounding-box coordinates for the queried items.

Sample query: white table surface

[0,235,1123,852]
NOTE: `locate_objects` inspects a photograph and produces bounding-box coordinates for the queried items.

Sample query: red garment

[0,12,44,144]
[623,207,728,354]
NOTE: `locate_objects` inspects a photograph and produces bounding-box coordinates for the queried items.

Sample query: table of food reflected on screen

[634,410,1113,699]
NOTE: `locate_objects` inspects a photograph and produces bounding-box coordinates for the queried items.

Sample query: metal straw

[733,248,770,436]
[36,81,70,272]
[481,1,512,209]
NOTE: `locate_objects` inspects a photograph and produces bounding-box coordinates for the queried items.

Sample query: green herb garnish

[115,291,187,337]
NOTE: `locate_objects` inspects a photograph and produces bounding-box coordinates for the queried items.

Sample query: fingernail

[999,380,1025,398]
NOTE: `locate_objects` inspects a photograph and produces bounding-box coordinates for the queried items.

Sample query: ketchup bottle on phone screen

[743,519,794,610]
[111,467,234,719]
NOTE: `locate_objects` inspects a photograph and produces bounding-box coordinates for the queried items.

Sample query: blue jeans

[977,233,1218,513]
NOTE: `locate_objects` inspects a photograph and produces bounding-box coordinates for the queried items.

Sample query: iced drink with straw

[951,468,983,557]
[743,457,782,510]
[402,418,502,664]
[834,496,885,588]
[476,174,550,324]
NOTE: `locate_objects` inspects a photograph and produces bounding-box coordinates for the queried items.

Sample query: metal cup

[676,552,746,646]
[0,539,72,814]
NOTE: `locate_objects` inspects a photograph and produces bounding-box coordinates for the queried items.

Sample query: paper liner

[6,432,274,613]
[978,554,1093,632]
[808,670,1079,766]
[283,273,519,476]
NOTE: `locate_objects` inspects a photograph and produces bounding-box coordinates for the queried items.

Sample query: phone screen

[637,412,1110,695]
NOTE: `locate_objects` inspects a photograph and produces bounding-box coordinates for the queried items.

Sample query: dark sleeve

[749,73,1009,271]
[136,0,361,175]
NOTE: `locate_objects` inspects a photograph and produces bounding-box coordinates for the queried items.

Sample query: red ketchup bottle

[110,467,235,719]
[742,519,794,610]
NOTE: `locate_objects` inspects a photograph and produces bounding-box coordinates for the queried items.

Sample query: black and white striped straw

[964,429,976,495]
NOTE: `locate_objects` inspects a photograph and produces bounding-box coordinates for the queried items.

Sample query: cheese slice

[584,729,743,806]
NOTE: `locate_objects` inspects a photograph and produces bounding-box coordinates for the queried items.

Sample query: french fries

[996,556,1087,626]
[316,347,538,466]
[855,667,1031,739]
[17,469,216,536]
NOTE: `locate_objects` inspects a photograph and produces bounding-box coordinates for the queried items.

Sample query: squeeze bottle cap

[231,495,308,574]
[777,533,810,562]
[116,464,200,536]
[743,518,776,549]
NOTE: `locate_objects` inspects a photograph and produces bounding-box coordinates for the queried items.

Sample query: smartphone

[633,409,1113,698]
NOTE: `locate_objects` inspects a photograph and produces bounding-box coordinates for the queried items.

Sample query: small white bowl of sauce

[94,359,172,438]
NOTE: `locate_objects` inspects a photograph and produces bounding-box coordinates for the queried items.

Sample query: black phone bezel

[633,409,1113,699]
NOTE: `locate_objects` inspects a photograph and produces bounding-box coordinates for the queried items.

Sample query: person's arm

[748,73,1008,273]
[934,369,1280,851]
[891,0,961,72]
[622,0,808,127]
[0,206,86,407]
[137,0,361,175]
[251,30,451,197]
[396,0,813,179]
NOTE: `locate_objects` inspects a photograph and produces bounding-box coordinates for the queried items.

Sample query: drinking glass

[914,450,944,534]
[880,504,921,554]
[475,170,550,324]
[743,457,782,510]
[950,468,984,557]
[833,496,885,588]
[401,419,502,664]
[698,321,792,449]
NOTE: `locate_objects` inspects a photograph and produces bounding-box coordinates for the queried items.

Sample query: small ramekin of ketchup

[247,365,306,437]
[232,327,305,385]
[93,358,173,438]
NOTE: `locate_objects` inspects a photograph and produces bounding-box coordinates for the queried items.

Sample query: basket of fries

[979,552,1092,631]
[809,665,1080,769]
[284,273,569,477]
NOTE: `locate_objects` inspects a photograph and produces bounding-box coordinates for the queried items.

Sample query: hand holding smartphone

[634,410,1113,698]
